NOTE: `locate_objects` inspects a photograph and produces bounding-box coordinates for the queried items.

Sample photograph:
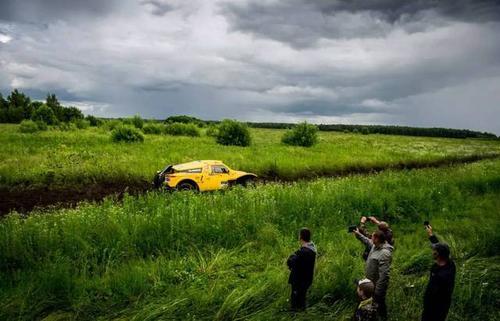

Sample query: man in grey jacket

[353,229,394,320]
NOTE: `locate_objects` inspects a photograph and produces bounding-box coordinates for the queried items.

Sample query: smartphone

[348,225,357,233]
[423,221,430,227]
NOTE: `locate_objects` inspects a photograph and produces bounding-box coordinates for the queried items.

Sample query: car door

[204,164,230,190]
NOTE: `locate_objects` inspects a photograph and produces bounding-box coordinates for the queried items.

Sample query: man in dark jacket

[422,224,456,321]
[287,227,317,311]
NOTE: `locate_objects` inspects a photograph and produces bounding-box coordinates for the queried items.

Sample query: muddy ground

[1,153,498,216]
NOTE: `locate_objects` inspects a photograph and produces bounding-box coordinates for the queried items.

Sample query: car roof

[172,160,224,170]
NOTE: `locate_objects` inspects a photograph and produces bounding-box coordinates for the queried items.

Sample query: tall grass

[1,160,499,320]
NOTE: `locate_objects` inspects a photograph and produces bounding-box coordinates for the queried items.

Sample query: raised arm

[354,228,373,248]
[425,225,439,244]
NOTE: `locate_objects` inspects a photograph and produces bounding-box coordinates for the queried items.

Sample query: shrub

[216,119,251,146]
[131,115,144,129]
[35,120,48,131]
[281,122,318,147]
[142,123,163,135]
[75,119,90,129]
[361,127,370,135]
[19,120,39,133]
[104,120,122,131]
[205,125,219,137]
[57,122,77,131]
[32,104,57,125]
[164,122,200,137]
[86,115,102,127]
[111,125,144,143]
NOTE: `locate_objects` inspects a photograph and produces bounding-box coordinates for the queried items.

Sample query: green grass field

[1,124,499,190]
[1,159,499,320]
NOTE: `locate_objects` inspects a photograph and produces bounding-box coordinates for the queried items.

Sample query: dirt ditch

[1,153,499,216]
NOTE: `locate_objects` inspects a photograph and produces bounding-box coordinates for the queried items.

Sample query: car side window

[211,165,229,174]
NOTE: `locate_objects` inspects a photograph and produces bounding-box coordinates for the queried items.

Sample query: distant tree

[59,106,84,122]
[0,93,7,123]
[46,93,64,120]
[165,115,203,125]
[32,104,57,125]
[6,89,32,122]
[85,115,102,127]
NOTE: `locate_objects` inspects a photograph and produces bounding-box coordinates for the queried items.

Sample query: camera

[348,225,357,233]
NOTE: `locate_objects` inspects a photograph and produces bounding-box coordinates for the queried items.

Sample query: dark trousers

[375,295,387,320]
[290,285,308,311]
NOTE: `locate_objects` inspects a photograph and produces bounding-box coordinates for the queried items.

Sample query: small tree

[32,104,57,125]
[216,119,251,146]
[282,122,318,147]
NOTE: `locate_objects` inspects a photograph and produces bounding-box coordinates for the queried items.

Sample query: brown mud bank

[1,153,499,216]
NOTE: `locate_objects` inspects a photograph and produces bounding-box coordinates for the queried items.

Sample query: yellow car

[153,160,257,191]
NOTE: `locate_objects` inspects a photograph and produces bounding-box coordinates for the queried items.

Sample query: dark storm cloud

[0,0,499,134]
[223,0,500,47]
[140,0,176,16]
[0,0,119,22]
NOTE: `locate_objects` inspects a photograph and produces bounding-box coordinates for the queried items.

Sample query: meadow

[1,159,499,320]
[1,124,499,192]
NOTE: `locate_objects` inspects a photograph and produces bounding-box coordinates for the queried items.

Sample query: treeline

[247,122,497,139]
[0,89,86,124]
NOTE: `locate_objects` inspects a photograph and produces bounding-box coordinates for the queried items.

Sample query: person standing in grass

[359,216,394,261]
[353,229,393,320]
[353,279,378,321]
[422,224,456,321]
[287,227,317,311]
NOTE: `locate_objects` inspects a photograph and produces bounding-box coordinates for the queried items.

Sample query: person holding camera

[422,223,456,321]
[287,227,317,311]
[352,228,393,320]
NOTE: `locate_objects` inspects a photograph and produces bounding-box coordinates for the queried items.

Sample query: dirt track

[1,153,499,216]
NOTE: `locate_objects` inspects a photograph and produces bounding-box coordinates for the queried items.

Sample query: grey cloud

[141,0,176,16]
[0,0,120,23]
[222,0,500,48]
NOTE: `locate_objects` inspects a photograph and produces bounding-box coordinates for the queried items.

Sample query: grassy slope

[1,124,499,190]
[1,160,499,320]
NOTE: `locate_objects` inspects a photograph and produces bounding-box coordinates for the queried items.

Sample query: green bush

[142,123,163,135]
[131,115,144,129]
[205,125,219,137]
[164,122,200,137]
[111,125,144,143]
[216,119,251,146]
[85,115,102,127]
[74,119,90,129]
[35,120,48,131]
[282,122,318,147]
[32,104,57,125]
[104,120,122,131]
[57,122,77,131]
[18,120,39,133]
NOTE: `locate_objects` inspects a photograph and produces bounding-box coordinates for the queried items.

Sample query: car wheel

[241,177,256,187]
[177,181,197,191]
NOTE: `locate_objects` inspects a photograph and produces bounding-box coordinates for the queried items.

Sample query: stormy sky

[1,0,499,133]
